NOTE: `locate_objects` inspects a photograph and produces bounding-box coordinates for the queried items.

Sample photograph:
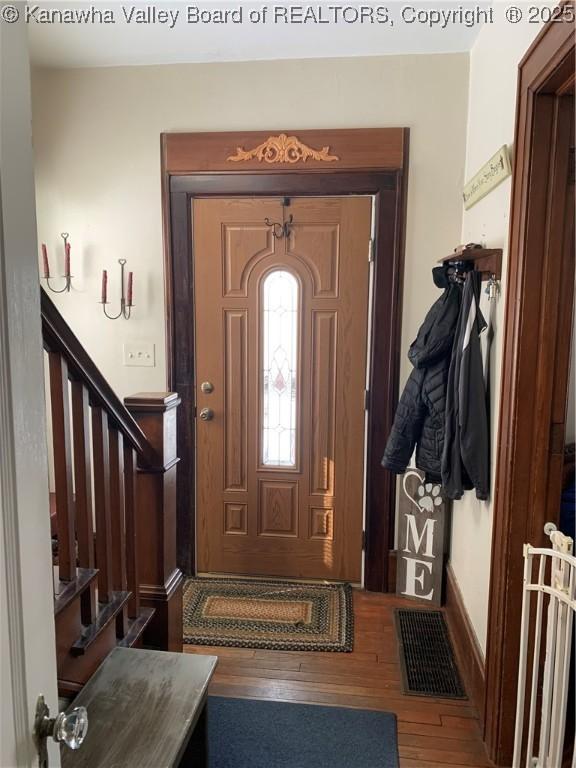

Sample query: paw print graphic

[417,483,442,513]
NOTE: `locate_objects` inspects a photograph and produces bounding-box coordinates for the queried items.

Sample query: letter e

[401,557,434,600]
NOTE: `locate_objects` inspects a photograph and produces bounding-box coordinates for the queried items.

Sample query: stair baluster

[48,351,76,582]
[124,445,140,620]
[41,288,182,696]
[91,407,113,604]
[71,382,95,571]
[109,428,128,638]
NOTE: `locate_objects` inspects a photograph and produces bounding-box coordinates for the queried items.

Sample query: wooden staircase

[42,290,183,696]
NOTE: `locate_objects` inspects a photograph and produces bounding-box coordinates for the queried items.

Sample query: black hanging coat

[382,267,461,480]
[441,270,490,500]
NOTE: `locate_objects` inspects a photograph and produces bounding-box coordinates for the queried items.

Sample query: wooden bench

[61,647,217,768]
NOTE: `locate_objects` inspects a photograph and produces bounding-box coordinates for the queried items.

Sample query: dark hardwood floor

[184,590,492,767]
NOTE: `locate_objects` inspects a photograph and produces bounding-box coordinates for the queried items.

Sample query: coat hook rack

[439,244,502,301]
[485,274,500,301]
[100,259,134,320]
[41,233,73,293]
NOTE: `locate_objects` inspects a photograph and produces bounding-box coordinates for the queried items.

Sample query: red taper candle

[64,242,71,278]
[101,270,108,303]
[127,272,133,306]
[41,244,50,278]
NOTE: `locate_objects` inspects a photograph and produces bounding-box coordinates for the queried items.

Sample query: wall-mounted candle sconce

[101,259,133,320]
[41,233,73,293]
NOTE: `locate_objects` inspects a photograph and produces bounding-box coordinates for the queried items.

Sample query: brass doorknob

[199,407,214,421]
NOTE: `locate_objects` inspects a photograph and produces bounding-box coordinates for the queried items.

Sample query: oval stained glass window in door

[261,270,299,467]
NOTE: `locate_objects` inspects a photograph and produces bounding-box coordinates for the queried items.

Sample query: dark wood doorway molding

[161,128,409,590]
[484,14,575,767]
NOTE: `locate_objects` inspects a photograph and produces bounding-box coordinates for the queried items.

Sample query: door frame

[1,14,60,767]
[484,15,575,766]
[161,129,409,590]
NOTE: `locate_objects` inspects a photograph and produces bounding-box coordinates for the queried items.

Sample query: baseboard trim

[140,569,184,652]
[387,549,397,592]
[444,563,486,718]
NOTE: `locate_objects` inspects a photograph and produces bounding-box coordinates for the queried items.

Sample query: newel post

[124,392,183,652]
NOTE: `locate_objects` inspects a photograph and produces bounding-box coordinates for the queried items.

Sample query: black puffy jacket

[382,267,461,480]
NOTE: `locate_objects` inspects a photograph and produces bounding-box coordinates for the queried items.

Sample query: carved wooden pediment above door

[162,127,406,173]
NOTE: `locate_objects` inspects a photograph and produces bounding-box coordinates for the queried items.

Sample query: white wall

[31,53,469,400]
[449,16,551,657]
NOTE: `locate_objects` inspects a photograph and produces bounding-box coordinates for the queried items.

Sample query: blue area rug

[207,696,399,768]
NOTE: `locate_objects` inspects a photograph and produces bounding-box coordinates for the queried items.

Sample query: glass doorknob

[34,695,88,767]
[53,708,88,749]
[199,407,214,421]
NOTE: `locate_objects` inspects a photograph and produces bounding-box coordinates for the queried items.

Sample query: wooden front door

[193,196,371,581]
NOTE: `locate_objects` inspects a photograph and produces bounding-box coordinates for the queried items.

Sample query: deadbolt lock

[199,407,214,421]
[200,381,214,394]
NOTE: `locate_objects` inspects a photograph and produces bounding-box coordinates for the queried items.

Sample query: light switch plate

[123,342,155,367]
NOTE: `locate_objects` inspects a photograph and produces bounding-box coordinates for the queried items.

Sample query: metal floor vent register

[395,609,466,699]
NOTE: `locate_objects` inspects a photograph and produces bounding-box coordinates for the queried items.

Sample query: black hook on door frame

[264,197,294,239]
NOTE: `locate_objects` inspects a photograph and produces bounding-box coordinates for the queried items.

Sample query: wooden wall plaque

[396,469,450,606]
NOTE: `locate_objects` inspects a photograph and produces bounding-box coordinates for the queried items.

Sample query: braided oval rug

[183,577,353,652]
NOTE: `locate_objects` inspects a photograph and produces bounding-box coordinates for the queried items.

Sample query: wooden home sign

[396,469,450,606]
[462,145,511,210]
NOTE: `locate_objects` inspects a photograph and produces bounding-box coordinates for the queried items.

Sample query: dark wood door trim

[161,129,409,590]
[484,13,575,766]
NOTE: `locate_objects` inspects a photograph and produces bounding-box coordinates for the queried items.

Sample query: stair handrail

[40,288,159,469]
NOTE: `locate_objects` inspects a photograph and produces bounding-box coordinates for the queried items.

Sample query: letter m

[403,514,436,558]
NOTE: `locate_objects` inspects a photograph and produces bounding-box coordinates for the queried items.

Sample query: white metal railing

[513,523,576,768]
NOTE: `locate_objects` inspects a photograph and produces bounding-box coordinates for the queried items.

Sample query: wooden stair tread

[54,567,99,616]
[118,607,156,648]
[58,680,83,700]
[71,591,131,656]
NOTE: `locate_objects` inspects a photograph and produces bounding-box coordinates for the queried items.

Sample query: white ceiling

[28,1,488,68]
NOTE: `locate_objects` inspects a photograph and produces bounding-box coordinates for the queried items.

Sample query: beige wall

[31,53,469,402]
[450,16,551,657]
